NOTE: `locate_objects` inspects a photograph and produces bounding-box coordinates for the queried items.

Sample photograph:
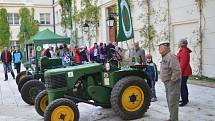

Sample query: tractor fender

[109,69,149,87]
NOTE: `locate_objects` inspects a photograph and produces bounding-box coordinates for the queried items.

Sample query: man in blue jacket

[13,47,22,74]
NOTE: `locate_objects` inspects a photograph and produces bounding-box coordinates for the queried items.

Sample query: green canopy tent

[27,28,70,44]
[23,29,71,74]
[23,29,70,63]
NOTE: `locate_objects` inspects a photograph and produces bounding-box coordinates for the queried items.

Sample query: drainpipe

[52,0,56,33]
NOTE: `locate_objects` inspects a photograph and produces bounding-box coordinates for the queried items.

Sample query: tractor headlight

[105,63,110,71]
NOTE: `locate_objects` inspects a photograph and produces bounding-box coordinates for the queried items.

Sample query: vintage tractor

[17,29,71,105]
[35,49,151,120]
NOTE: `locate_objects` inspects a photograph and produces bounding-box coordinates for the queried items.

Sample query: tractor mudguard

[88,86,111,104]
[109,69,149,87]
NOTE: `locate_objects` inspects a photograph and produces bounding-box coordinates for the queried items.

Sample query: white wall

[202,0,215,77]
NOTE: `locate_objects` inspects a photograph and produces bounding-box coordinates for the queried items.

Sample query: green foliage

[18,8,39,45]
[74,0,100,24]
[195,0,206,9]
[0,8,10,49]
[139,25,157,52]
[59,0,72,31]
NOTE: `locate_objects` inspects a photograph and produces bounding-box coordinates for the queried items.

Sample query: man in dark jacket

[13,47,22,73]
[1,47,15,81]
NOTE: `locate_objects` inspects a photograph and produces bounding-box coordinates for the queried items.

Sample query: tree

[75,0,100,45]
[59,0,72,35]
[0,8,10,49]
[18,8,39,45]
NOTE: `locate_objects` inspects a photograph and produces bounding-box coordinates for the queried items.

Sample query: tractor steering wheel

[107,48,121,67]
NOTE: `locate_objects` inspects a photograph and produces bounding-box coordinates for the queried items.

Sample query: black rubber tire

[18,75,33,92]
[21,80,45,105]
[16,71,32,85]
[35,90,48,117]
[99,103,112,109]
[44,98,79,121]
[110,76,151,120]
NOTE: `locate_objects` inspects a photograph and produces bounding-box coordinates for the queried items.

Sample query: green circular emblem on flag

[36,46,42,51]
[120,0,132,38]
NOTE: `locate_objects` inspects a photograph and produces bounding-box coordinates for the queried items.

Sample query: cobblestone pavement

[0,64,215,121]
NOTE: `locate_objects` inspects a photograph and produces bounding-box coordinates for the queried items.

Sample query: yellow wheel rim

[40,95,48,113]
[51,106,74,121]
[121,85,144,112]
[20,75,25,81]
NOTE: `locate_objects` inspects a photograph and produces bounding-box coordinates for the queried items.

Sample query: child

[146,54,158,102]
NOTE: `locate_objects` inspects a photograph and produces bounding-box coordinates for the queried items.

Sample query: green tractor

[17,29,71,105]
[35,49,151,120]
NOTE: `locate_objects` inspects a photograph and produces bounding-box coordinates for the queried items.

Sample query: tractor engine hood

[45,63,103,77]
[44,63,104,89]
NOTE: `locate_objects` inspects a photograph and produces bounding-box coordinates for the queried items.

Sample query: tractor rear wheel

[16,71,32,85]
[44,98,79,121]
[110,76,151,120]
[18,75,33,92]
[21,80,45,105]
[35,90,48,117]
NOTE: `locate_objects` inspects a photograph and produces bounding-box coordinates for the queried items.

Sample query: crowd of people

[41,42,122,66]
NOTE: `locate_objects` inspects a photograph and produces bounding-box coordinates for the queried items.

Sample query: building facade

[97,0,215,78]
[1,0,215,77]
[0,0,55,47]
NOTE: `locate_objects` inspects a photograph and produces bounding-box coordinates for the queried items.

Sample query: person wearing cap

[158,41,181,121]
[177,39,192,107]
[129,42,146,66]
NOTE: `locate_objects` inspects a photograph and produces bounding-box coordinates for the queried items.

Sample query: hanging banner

[117,0,134,42]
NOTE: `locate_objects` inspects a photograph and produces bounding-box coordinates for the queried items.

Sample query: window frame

[8,13,19,25]
[40,13,51,25]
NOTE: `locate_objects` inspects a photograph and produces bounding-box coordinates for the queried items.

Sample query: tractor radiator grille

[45,74,67,89]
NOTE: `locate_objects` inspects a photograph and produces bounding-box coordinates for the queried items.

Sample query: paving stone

[0,63,215,121]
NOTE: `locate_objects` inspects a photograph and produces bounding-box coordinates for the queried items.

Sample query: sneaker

[4,79,8,81]
[151,98,158,102]
[179,102,188,107]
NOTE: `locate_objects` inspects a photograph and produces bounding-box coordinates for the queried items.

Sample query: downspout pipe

[52,0,56,33]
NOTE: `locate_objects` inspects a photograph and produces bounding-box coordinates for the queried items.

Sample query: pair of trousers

[14,63,21,74]
[181,76,189,103]
[151,80,157,98]
[3,63,15,80]
[164,80,181,121]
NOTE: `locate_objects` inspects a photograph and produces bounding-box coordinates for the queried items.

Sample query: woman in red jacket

[177,39,192,107]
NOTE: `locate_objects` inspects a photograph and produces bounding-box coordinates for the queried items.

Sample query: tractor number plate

[104,73,109,86]
[68,72,74,77]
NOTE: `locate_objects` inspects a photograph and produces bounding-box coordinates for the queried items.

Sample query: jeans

[151,80,157,98]
[3,63,15,80]
[180,76,189,103]
[14,62,21,74]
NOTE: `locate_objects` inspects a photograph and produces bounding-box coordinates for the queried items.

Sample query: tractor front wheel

[35,90,48,117]
[21,80,45,105]
[44,98,79,121]
[16,71,32,85]
[18,75,33,92]
[110,76,151,120]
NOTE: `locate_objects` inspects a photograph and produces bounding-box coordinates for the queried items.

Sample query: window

[8,13,19,25]
[40,13,50,25]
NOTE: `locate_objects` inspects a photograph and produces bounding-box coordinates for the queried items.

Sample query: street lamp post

[106,14,115,27]
[83,23,89,33]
